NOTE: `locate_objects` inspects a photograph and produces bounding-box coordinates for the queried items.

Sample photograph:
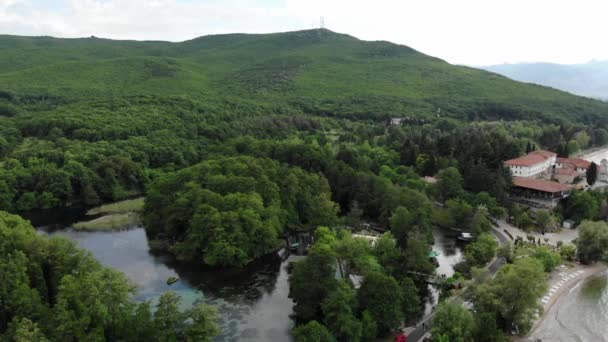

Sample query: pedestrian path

[540,266,584,305]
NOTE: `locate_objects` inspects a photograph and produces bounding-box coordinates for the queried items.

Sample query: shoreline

[523,263,608,340]
[574,144,608,163]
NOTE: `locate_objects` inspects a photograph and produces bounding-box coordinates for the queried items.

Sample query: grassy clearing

[86,197,144,216]
[73,212,141,231]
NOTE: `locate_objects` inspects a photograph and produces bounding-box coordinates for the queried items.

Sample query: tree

[400,277,422,323]
[474,311,505,342]
[293,321,334,342]
[497,242,513,263]
[154,291,185,341]
[322,281,361,342]
[574,131,590,149]
[566,191,599,223]
[556,143,568,158]
[587,162,598,186]
[360,310,377,341]
[144,156,338,267]
[470,192,503,218]
[431,301,475,342]
[357,272,403,335]
[346,201,363,229]
[566,140,580,156]
[373,233,403,278]
[184,304,219,342]
[436,167,464,201]
[445,199,473,229]
[576,220,608,264]
[415,153,436,176]
[535,209,556,232]
[402,233,435,282]
[515,211,534,230]
[470,207,492,236]
[389,206,415,247]
[474,258,546,334]
[0,211,212,341]
[0,136,8,157]
[532,246,561,272]
[559,243,576,261]
[289,244,337,321]
[593,128,608,146]
[464,233,498,266]
[7,318,49,342]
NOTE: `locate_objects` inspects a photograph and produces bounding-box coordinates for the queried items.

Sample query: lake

[530,270,608,342]
[40,226,295,342]
[34,212,463,341]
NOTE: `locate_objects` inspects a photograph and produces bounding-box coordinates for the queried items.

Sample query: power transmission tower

[320,16,325,29]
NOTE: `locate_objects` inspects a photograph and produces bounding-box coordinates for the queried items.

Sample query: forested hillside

[1,29,608,213]
[2,29,608,121]
[2,28,608,341]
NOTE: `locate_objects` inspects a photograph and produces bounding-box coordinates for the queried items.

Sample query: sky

[1,0,608,66]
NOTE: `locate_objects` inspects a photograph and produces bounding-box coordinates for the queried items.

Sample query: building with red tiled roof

[555,167,580,184]
[556,157,591,173]
[504,150,557,178]
[512,177,573,198]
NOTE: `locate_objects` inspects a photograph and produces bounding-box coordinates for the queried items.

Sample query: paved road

[406,226,510,342]
[488,227,509,275]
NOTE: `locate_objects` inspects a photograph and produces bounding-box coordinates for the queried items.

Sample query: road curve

[407,225,510,342]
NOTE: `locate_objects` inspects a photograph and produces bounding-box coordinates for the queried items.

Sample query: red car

[395,334,408,342]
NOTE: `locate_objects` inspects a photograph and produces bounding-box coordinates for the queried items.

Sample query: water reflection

[42,227,294,342]
[33,210,464,341]
[432,227,464,278]
[423,227,464,316]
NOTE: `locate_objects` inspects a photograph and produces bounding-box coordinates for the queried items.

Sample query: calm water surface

[34,210,465,340]
[423,227,464,315]
[41,227,295,342]
[531,271,608,342]
[432,227,464,278]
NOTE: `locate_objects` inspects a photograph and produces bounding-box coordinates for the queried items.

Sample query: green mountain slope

[2,29,607,123]
[1,29,608,213]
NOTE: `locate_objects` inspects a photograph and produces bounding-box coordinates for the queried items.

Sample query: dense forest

[0,211,218,341]
[1,29,608,341]
[144,156,338,267]
[1,29,608,213]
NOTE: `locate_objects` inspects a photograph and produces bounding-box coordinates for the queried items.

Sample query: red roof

[556,167,579,177]
[557,157,591,169]
[531,150,558,158]
[505,150,556,167]
[512,177,573,193]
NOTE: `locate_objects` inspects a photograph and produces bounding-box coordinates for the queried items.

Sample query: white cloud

[1,0,608,65]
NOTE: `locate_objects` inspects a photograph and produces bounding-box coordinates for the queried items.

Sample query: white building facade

[505,151,557,178]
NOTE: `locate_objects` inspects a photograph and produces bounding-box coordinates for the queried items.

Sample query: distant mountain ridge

[482,61,608,100]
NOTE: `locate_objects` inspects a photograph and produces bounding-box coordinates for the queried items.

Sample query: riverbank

[524,263,608,340]
[41,227,296,341]
[72,197,144,231]
[73,212,141,231]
